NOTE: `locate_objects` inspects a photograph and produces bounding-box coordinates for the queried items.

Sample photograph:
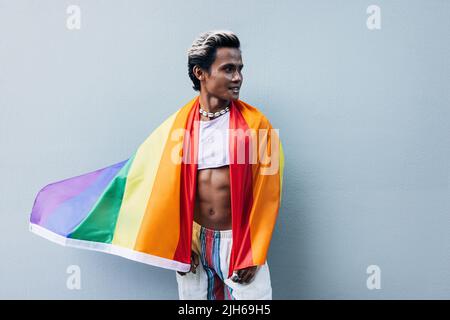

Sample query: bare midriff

[193,165,232,230]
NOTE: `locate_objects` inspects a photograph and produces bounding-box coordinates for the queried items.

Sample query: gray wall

[0,0,448,299]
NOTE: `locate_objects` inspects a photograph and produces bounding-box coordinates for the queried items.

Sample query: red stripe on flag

[228,100,254,278]
[173,97,200,264]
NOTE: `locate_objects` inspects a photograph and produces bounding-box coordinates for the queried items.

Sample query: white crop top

[197,112,230,170]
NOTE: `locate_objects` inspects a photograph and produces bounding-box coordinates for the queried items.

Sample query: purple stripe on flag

[30,160,128,229]
[41,160,126,236]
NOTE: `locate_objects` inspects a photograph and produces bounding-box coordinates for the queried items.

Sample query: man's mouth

[229,87,240,93]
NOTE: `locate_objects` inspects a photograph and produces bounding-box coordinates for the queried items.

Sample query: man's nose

[232,71,242,82]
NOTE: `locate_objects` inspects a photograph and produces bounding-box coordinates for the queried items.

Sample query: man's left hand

[231,266,258,284]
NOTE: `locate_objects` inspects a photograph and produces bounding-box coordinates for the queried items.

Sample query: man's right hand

[177,251,199,276]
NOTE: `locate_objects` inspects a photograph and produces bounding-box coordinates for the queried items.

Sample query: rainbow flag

[29,96,284,277]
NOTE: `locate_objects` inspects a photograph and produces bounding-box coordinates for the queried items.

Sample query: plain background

[0,0,449,299]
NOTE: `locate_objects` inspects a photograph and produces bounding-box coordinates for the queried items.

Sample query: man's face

[199,47,243,101]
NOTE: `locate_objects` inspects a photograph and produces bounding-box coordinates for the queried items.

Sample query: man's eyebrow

[221,63,244,68]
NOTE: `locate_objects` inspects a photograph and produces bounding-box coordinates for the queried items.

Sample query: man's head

[188,30,243,101]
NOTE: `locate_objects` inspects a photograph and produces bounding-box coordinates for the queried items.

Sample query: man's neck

[199,93,230,114]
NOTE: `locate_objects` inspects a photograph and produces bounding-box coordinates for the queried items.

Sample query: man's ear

[193,65,204,81]
[194,65,210,81]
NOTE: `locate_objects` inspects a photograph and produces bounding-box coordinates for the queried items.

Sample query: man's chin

[211,92,239,102]
[229,93,240,101]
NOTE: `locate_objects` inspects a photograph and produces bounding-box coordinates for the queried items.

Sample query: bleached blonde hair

[187,30,241,91]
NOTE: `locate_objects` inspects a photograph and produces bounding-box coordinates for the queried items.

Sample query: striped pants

[176,221,272,300]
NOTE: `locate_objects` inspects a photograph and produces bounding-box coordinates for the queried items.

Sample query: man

[29,29,282,301]
[175,30,275,300]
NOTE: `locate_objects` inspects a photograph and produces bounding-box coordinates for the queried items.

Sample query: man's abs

[194,165,232,230]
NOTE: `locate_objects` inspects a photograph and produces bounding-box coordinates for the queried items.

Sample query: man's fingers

[231,270,242,283]
[232,267,258,283]
[187,251,198,274]
[241,270,253,283]
[244,270,256,283]
[240,269,251,283]
[247,267,258,283]
[237,270,247,284]
[236,267,258,284]
[179,251,202,275]
[193,252,199,266]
